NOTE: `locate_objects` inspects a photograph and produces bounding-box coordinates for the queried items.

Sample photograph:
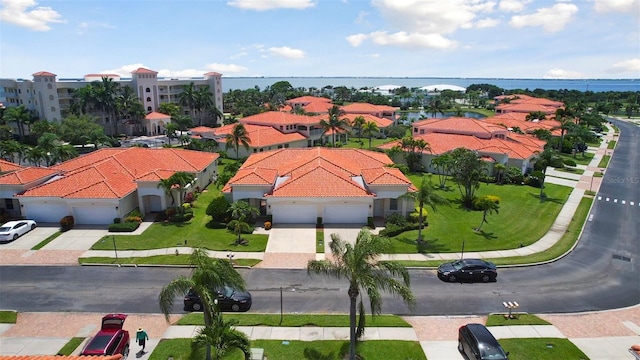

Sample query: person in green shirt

[136,327,149,352]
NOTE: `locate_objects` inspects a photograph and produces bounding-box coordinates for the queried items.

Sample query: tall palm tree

[494,163,506,184]
[535,147,562,199]
[170,172,195,214]
[179,82,199,122]
[320,105,349,147]
[3,105,33,140]
[351,116,366,140]
[361,121,379,149]
[94,77,121,135]
[474,196,500,232]
[165,122,180,145]
[51,144,78,164]
[37,132,61,166]
[25,146,47,166]
[400,176,449,243]
[70,84,97,115]
[308,229,415,360]
[159,248,246,360]
[225,123,251,159]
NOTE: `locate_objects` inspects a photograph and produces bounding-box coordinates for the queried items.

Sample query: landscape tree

[351,115,366,140]
[94,76,121,135]
[449,147,486,206]
[3,105,34,140]
[157,172,195,214]
[307,229,415,360]
[320,105,349,147]
[430,152,453,188]
[159,248,246,360]
[158,103,181,118]
[493,163,506,184]
[534,148,563,199]
[361,121,379,149]
[37,132,62,166]
[474,195,500,232]
[57,114,104,145]
[225,123,251,159]
[400,176,449,243]
[179,82,199,122]
[0,140,26,164]
[400,137,430,172]
[191,305,251,360]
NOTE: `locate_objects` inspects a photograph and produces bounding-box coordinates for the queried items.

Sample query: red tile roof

[225,148,413,198]
[32,71,56,77]
[145,111,170,120]
[413,117,506,137]
[0,167,59,185]
[286,96,332,104]
[131,67,157,74]
[485,113,561,135]
[341,103,396,114]
[210,123,306,147]
[241,111,324,126]
[16,148,218,199]
[204,72,222,76]
[0,159,24,173]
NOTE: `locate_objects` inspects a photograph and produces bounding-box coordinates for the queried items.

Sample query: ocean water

[222,77,639,93]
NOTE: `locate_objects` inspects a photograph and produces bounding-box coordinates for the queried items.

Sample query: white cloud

[268,46,305,59]
[229,51,248,59]
[101,64,147,77]
[543,68,585,79]
[608,58,640,73]
[354,10,369,25]
[205,63,249,73]
[498,0,531,12]
[76,21,115,35]
[0,0,65,31]
[346,33,368,47]
[509,3,578,32]
[100,63,248,78]
[475,17,499,28]
[368,31,456,49]
[227,0,316,11]
[593,0,639,13]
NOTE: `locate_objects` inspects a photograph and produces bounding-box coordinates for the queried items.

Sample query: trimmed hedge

[378,222,421,237]
[108,222,140,232]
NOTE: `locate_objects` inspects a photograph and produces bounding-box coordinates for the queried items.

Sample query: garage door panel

[72,207,116,225]
[323,206,368,224]
[24,205,70,223]
[271,205,316,224]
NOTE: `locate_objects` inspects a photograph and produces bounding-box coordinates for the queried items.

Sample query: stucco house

[0,148,218,224]
[495,94,564,115]
[222,147,416,224]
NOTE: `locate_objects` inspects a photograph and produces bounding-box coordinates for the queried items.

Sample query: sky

[0,0,639,80]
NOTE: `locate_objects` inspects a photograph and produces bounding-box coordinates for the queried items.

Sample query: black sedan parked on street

[184,286,252,312]
[437,259,497,283]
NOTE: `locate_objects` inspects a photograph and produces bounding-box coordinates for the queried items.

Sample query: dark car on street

[184,286,252,312]
[458,323,509,360]
[437,258,497,283]
[80,313,130,358]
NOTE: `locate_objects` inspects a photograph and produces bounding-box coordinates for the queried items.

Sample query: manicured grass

[555,167,584,175]
[499,338,589,360]
[393,196,593,267]
[90,186,268,252]
[150,339,426,360]
[486,314,551,326]
[559,152,594,166]
[388,174,572,253]
[176,313,411,327]
[343,137,397,150]
[0,311,17,323]
[607,140,616,149]
[79,255,261,267]
[316,229,325,253]
[598,155,610,168]
[31,231,62,250]
[57,337,85,355]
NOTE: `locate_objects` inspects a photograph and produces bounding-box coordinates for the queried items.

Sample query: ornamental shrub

[206,196,230,222]
[108,222,140,232]
[264,221,272,230]
[408,208,428,223]
[60,216,74,231]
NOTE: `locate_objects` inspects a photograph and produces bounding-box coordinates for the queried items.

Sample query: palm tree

[494,163,506,184]
[179,82,199,122]
[165,122,179,145]
[70,84,97,115]
[94,76,121,135]
[320,105,349,147]
[25,146,47,166]
[159,248,246,360]
[307,229,415,360]
[474,196,500,231]
[191,306,251,360]
[3,105,33,140]
[535,148,562,199]
[351,116,366,140]
[225,123,251,159]
[51,144,78,164]
[227,219,252,245]
[157,178,177,208]
[37,132,61,166]
[229,201,260,223]
[361,121,379,149]
[400,176,449,243]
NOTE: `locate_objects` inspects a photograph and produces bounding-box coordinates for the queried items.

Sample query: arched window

[47,83,53,89]
[146,97,151,102]
[147,106,152,112]
[49,95,54,100]
[146,87,151,93]
[51,106,56,112]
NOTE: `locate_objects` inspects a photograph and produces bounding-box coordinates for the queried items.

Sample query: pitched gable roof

[32,71,56,77]
[0,167,60,185]
[341,102,395,113]
[0,159,24,173]
[241,111,324,126]
[145,111,170,120]
[343,113,394,128]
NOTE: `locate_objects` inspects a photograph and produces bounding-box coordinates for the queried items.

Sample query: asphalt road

[0,119,638,316]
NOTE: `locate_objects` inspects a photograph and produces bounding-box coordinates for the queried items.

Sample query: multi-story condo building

[0,68,224,135]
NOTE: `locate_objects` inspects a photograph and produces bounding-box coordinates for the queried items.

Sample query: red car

[81,313,130,358]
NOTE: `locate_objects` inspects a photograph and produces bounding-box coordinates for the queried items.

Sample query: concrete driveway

[265,224,316,253]
[0,225,59,250]
[0,224,110,251]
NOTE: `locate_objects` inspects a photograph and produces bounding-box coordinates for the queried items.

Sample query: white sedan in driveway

[0,220,37,243]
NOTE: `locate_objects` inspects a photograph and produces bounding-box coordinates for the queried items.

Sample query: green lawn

[598,155,610,168]
[176,313,411,327]
[342,137,397,150]
[559,152,594,166]
[607,140,616,149]
[499,338,589,360]
[150,339,426,360]
[387,174,572,253]
[554,167,585,175]
[0,311,17,323]
[57,337,85,356]
[79,255,261,267]
[486,314,551,326]
[90,186,268,252]
[32,231,62,250]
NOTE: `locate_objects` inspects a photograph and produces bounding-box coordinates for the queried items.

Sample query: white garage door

[271,205,317,224]
[72,207,116,225]
[23,204,70,223]
[323,205,368,224]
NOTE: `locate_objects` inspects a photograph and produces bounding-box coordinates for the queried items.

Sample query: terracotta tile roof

[0,159,24,173]
[224,167,278,191]
[145,111,170,120]
[341,102,396,114]
[227,148,411,198]
[131,67,157,74]
[343,113,394,128]
[485,113,561,135]
[414,117,505,137]
[286,96,332,104]
[208,123,306,147]
[17,148,218,199]
[32,71,56,77]
[189,126,216,135]
[300,101,335,114]
[0,356,121,360]
[204,72,222,76]
[241,111,324,126]
[0,167,60,185]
